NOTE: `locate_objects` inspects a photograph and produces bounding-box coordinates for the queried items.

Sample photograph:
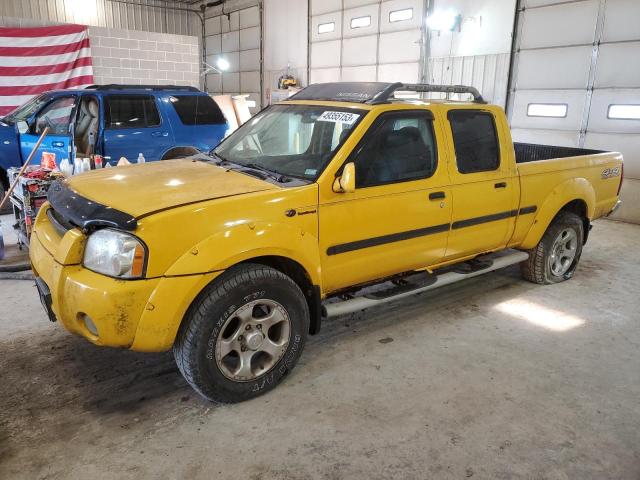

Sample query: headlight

[83,229,147,279]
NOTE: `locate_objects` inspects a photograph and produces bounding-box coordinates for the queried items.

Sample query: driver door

[319,110,452,293]
[20,95,77,166]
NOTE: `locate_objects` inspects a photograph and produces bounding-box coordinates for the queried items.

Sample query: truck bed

[514,143,606,164]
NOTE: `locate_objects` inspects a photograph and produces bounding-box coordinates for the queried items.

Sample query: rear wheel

[521,211,584,285]
[174,263,309,403]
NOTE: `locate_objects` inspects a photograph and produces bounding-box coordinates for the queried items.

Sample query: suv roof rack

[84,84,201,92]
[289,82,486,105]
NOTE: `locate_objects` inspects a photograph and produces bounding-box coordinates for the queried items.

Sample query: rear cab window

[105,95,160,129]
[169,95,226,125]
[448,110,500,173]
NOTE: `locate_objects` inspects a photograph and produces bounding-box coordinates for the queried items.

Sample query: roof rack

[84,84,201,92]
[288,82,486,105]
[370,83,486,104]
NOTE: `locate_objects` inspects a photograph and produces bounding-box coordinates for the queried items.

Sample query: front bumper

[29,219,221,352]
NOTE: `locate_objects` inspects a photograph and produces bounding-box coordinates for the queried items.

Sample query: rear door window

[169,95,226,125]
[105,95,160,129]
[448,110,500,173]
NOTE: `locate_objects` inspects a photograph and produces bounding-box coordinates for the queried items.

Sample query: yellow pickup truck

[29,82,623,403]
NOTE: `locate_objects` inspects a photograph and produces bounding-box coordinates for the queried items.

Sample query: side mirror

[333,162,356,193]
[16,121,29,134]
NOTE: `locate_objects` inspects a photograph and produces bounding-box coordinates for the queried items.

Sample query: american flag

[0,24,94,117]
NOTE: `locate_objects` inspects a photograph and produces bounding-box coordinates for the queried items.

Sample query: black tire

[174,263,309,403]
[521,211,584,285]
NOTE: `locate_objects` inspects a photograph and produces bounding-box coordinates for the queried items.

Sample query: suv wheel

[174,263,309,403]
[521,211,584,285]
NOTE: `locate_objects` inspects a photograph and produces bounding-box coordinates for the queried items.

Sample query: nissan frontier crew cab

[29,82,623,403]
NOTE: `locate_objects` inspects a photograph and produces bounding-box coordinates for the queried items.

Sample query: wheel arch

[238,255,323,335]
[161,145,201,160]
[520,178,595,250]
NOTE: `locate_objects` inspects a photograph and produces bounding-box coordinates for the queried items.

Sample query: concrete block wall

[88,26,201,87]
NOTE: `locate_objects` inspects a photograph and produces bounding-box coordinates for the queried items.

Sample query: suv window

[169,95,226,125]
[351,111,437,188]
[105,95,160,129]
[448,110,500,173]
[35,96,76,135]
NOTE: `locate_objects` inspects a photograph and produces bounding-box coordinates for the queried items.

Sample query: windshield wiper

[242,163,290,183]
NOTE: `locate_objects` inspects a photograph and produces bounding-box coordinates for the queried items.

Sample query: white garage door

[508,0,640,223]
[205,5,262,112]
[310,0,425,84]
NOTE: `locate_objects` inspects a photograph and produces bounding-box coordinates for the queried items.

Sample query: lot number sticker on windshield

[318,111,360,125]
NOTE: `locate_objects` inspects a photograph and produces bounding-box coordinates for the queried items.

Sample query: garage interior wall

[263,0,308,104]
[310,0,426,84]
[0,1,202,88]
[426,0,516,106]
[508,0,640,224]
[0,0,200,36]
[204,2,262,113]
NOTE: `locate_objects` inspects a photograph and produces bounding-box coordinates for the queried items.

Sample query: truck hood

[64,159,277,219]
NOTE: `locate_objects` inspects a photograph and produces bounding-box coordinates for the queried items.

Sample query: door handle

[494,182,507,189]
[429,191,446,200]
[151,131,169,137]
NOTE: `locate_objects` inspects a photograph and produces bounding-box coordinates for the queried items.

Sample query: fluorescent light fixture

[527,103,568,118]
[351,15,371,29]
[389,8,413,23]
[608,104,640,120]
[426,9,459,31]
[318,22,335,34]
[216,57,230,71]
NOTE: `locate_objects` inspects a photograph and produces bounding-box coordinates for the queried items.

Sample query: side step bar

[323,249,529,318]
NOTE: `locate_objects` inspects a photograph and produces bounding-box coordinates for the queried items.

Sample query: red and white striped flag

[0,24,94,116]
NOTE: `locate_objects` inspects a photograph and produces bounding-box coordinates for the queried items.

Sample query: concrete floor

[1,218,639,479]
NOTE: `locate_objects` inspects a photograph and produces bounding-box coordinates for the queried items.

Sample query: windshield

[213,104,366,181]
[2,94,47,125]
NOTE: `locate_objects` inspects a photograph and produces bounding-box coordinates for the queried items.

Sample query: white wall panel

[240,49,260,71]
[311,12,343,42]
[594,43,640,88]
[378,62,420,82]
[380,0,423,33]
[221,31,240,53]
[342,65,378,81]
[585,133,640,179]
[240,6,261,29]
[311,40,341,68]
[241,71,261,92]
[240,26,260,50]
[511,128,581,148]
[310,68,341,83]
[602,0,640,43]
[519,1,598,49]
[342,4,379,38]
[588,90,640,134]
[311,0,342,16]
[511,90,587,131]
[516,46,592,90]
[342,36,378,66]
[379,29,421,63]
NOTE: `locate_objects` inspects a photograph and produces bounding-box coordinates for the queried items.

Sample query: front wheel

[521,211,584,285]
[174,263,309,403]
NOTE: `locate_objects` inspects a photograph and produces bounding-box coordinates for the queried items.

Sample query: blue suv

[0,84,229,191]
